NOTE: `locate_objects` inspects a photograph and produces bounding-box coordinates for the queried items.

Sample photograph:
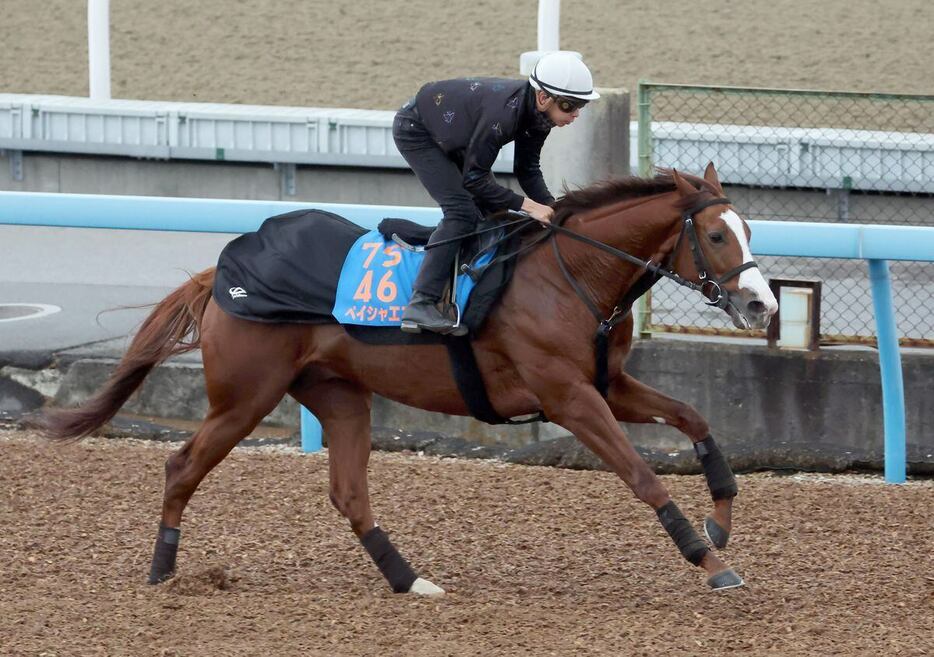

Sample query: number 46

[353,270,397,303]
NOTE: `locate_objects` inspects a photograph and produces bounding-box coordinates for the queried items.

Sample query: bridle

[547,197,757,315]
[675,198,760,310]
[542,196,760,397]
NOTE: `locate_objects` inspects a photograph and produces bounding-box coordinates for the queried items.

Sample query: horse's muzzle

[723,289,777,330]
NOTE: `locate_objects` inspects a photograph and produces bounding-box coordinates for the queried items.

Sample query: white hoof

[408,577,445,596]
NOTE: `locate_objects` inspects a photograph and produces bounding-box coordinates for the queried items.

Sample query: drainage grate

[0,304,62,322]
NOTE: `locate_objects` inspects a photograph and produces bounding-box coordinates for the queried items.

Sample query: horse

[32,163,777,594]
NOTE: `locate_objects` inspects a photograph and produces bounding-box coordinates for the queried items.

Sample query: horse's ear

[671,169,697,198]
[703,162,724,195]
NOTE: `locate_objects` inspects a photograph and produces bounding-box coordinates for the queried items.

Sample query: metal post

[636,81,653,178]
[537,0,560,51]
[276,163,296,197]
[300,406,323,453]
[636,81,654,338]
[837,176,852,223]
[88,0,112,100]
[8,150,24,182]
[867,259,906,483]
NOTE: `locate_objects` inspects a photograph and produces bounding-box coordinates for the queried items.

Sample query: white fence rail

[4,94,933,194]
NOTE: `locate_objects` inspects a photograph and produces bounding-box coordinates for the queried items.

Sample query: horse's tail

[31,268,216,442]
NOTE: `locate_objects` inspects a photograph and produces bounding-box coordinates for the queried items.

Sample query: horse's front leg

[533,376,743,590]
[607,372,736,550]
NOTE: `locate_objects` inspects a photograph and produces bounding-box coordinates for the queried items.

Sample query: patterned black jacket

[413,78,554,211]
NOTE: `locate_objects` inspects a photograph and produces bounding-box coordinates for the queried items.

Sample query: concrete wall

[0,151,448,205]
[725,184,933,226]
[540,87,631,193]
[13,339,928,471]
[365,340,933,460]
[3,153,928,229]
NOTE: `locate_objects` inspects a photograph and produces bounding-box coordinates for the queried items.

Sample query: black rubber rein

[517,199,753,302]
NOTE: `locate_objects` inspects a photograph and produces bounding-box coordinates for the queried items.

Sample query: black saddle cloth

[213,209,522,343]
[214,209,365,324]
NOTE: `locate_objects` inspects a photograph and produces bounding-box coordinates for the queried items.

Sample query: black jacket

[414,78,554,211]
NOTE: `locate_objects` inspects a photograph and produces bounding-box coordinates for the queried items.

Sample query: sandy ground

[1,1,931,110]
[1,429,932,657]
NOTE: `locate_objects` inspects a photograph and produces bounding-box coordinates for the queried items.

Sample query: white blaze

[720,210,778,313]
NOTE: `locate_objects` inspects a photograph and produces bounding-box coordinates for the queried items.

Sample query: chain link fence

[636,83,934,346]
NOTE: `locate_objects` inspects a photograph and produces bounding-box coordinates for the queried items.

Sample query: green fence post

[635,81,654,338]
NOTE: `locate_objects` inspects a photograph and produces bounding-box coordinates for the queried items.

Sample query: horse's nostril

[747,300,766,315]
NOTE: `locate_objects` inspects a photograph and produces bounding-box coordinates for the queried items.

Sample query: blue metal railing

[3,191,932,482]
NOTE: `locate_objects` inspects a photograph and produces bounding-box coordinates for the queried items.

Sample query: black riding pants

[393,107,483,300]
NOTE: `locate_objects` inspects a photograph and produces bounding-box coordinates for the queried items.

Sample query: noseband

[674,198,759,309]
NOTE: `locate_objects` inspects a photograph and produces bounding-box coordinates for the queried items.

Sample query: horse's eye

[709,232,726,244]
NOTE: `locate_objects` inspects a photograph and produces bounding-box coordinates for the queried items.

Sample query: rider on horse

[394,51,600,334]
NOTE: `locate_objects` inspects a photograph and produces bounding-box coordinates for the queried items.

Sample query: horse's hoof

[147,571,175,585]
[707,568,744,591]
[408,577,445,596]
[704,515,730,549]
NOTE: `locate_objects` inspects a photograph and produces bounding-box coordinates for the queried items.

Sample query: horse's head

[665,164,778,330]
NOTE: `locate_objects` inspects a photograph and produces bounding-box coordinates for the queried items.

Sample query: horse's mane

[551,170,719,224]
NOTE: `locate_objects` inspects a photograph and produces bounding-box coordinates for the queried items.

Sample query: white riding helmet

[529,52,600,101]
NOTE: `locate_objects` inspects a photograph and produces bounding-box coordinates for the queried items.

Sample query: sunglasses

[548,93,588,114]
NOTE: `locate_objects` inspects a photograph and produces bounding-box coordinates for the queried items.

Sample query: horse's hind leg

[289,375,443,596]
[148,311,297,584]
[607,372,736,549]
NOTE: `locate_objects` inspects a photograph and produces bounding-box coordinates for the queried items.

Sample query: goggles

[548,93,589,114]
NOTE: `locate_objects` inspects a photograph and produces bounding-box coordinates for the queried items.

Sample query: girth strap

[444,336,546,425]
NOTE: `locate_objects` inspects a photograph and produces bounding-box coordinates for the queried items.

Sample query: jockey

[394,51,600,334]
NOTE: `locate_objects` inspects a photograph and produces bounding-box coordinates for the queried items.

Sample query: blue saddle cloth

[332,230,494,326]
[213,209,509,335]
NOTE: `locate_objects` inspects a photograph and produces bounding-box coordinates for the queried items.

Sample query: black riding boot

[400,291,465,335]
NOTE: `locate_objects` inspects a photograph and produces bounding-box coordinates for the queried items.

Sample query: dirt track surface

[1,430,932,656]
[2,1,931,109]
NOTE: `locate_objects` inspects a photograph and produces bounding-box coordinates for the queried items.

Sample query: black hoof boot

[704,515,730,549]
[148,524,180,584]
[707,568,744,591]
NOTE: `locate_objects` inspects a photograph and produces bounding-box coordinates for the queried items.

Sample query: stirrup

[447,301,467,337]
[400,303,467,336]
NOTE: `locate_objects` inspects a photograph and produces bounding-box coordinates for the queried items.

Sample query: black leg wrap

[360,526,418,593]
[694,436,738,501]
[148,524,180,585]
[656,501,709,566]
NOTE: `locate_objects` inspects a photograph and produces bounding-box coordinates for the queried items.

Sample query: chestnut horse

[35,164,777,594]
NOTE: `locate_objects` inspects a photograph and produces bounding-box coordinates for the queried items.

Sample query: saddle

[377,216,506,284]
[212,208,540,426]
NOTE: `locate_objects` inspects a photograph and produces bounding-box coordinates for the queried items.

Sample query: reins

[419,195,759,401]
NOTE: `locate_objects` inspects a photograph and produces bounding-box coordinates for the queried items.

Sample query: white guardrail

[3,94,933,193]
[0,94,512,171]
